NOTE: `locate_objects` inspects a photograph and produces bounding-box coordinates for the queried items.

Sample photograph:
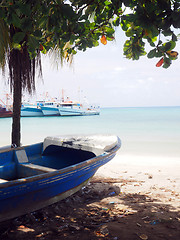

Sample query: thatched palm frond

[47,41,74,70]
[8,46,42,94]
[0,19,10,72]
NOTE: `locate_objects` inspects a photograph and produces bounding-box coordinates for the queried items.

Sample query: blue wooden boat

[0,135,121,222]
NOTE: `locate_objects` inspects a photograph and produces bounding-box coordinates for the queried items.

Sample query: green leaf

[105,27,115,35]
[28,34,39,51]
[21,18,33,32]
[120,19,130,31]
[12,43,21,50]
[113,16,120,26]
[124,14,136,22]
[125,28,134,37]
[104,0,111,6]
[163,57,171,68]
[164,41,176,51]
[19,4,31,16]
[172,33,177,42]
[41,47,47,54]
[155,51,163,57]
[147,49,156,58]
[150,26,159,38]
[12,13,21,28]
[34,30,42,38]
[162,29,172,36]
[13,32,26,43]
[146,37,155,47]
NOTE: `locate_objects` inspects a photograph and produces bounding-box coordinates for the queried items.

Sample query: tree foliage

[0,0,179,74]
[0,0,180,146]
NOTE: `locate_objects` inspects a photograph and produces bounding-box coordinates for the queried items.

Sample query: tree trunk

[12,77,22,147]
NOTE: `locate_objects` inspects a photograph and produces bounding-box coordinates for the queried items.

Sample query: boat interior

[0,142,96,182]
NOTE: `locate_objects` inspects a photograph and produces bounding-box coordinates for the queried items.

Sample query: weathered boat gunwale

[0,138,121,189]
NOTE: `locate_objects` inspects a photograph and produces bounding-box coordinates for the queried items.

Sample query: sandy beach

[96,153,180,202]
[0,153,179,240]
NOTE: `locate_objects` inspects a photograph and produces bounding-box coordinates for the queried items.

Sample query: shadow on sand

[0,177,179,240]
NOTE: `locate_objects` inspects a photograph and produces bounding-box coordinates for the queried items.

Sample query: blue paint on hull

[0,136,120,222]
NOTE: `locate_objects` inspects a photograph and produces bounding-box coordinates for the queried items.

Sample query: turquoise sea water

[1,106,180,158]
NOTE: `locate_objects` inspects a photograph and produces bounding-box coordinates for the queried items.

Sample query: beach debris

[139,234,148,240]
[95,224,109,237]
[36,232,44,238]
[137,223,142,227]
[102,207,109,211]
[69,224,81,231]
[109,191,116,196]
[125,209,136,215]
[148,174,153,179]
[150,220,160,225]
[17,225,35,233]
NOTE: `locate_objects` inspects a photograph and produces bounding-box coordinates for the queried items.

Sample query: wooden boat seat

[15,149,56,177]
[20,163,56,173]
[17,163,56,178]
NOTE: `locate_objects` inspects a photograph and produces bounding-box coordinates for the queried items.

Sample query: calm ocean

[1,106,180,159]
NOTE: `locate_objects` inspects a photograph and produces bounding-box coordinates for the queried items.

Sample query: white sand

[95,153,180,208]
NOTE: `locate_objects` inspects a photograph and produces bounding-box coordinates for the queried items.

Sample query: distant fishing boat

[0,106,13,118]
[0,95,13,118]
[58,89,100,116]
[21,101,60,117]
[58,102,100,116]
[21,101,100,117]
[21,103,44,117]
[20,90,100,117]
[39,101,60,116]
[0,134,121,222]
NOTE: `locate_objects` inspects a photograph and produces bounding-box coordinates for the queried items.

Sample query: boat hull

[0,112,12,118]
[41,106,60,116]
[21,107,44,117]
[0,135,120,222]
[58,107,99,116]
[0,153,115,222]
[83,110,100,116]
[0,107,13,118]
[58,107,85,116]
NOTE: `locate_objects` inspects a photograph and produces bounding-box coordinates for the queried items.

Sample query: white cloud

[114,66,125,71]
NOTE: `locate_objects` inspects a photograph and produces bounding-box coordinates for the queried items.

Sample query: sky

[1,28,180,108]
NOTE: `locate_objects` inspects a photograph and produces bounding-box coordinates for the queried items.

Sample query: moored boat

[58,102,85,116]
[0,95,13,118]
[39,101,60,116]
[0,106,13,118]
[58,102,100,116]
[21,104,44,117]
[0,134,121,222]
